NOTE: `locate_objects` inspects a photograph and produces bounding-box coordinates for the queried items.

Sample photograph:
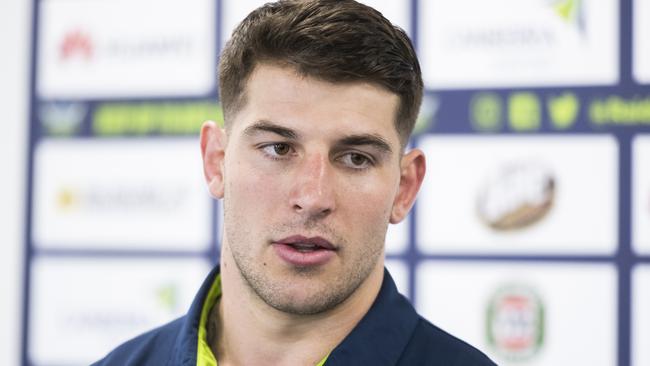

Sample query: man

[94,1,496,365]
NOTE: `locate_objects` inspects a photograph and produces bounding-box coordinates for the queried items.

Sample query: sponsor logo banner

[417,136,618,254]
[32,139,212,251]
[28,257,211,365]
[590,95,650,127]
[419,0,619,88]
[92,101,223,136]
[416,261,617,366]
[37,0,215,98]
[633,136,650,254]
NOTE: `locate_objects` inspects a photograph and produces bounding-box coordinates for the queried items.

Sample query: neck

[210,244,384,366]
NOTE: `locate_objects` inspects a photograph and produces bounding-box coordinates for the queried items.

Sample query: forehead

[229,63,401,145]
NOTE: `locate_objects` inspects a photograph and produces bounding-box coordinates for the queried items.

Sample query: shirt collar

[171,265,222,366]
[171,266,418,366]
[325,268,420,365]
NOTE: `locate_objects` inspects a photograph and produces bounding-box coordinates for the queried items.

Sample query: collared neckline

[170,266,417,366]
[325,268,419,365]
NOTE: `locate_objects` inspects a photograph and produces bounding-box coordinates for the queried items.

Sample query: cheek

[226,158,285,213]
[341,173,397,223]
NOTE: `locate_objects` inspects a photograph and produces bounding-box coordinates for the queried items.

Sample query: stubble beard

[223,205,386,316]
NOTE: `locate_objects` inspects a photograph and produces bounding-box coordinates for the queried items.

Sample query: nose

[289,152,336,219]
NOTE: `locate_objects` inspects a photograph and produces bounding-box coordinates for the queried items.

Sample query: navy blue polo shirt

[93,266,496,365]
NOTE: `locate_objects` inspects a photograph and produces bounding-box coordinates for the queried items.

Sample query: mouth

[271,235,337,266]
[275,235,336,251]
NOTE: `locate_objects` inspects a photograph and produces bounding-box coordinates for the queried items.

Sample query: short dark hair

[218,0,423,146]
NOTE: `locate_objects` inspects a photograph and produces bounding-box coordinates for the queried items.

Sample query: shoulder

[397,316,497,366]
[91,316,185,366]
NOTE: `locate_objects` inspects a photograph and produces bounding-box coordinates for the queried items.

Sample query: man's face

[206,63,418,315]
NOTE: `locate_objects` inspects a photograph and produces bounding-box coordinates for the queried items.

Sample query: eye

[261,143,293,158]
[340,152,373,169]
[272,143,291,156]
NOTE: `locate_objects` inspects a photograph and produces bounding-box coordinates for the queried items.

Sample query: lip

[271,235,337,267]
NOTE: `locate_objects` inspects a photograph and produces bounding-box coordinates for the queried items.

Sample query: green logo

[93,101,223,136]
[552,0,585,33]
[486,284,545,362]
[470,93,503,132]
[156,284,179,313]
[508,93,541,131]
[589,96,650,126]
[547,92,579,129]
[553,0,579,21]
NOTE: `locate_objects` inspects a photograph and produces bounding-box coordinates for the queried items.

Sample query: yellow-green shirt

[196,275,328,366]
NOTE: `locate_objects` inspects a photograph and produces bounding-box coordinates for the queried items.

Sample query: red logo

[60,30,93,61]
[486,284,545,361]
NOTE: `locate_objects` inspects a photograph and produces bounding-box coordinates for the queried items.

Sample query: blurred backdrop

[2,0,650,365]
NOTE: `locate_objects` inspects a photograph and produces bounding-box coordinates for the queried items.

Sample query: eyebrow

[242,119,393,154]
[336,134,393,155]
[243,120,298,139]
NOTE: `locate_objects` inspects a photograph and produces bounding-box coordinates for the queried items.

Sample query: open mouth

[274,235,336,250]
[272,235,337,266]
[288,243,324,253]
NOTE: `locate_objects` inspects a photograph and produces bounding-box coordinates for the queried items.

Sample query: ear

[390,148,426,224]
[200,120,227,199]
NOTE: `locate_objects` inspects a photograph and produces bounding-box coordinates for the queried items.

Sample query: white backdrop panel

[419,0,619,89]
[33,138,213,251]
[633,265,650,366]
[38,0,216,98]
[633,135,650,254]
[28,257,212,365]
[416,261,617,366]
[634,0,650,83]
[417,135,618,254]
